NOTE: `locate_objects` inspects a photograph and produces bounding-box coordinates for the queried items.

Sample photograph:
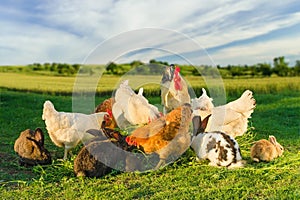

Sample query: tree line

[104,57,300,77]
[1,56,299,77]
[216,56,300,77]
[28,63,81,75]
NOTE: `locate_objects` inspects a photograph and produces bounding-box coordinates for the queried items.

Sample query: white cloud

[0,0,300,65]
[0,20,94,64]
[183,2,300,49]
[210,34,300,65]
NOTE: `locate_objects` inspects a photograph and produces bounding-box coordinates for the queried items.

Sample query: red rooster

[161,64,190,113]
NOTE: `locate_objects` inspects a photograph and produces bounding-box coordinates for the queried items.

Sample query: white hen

[112,80,161,129]
[42,100,108,160]
[160,65,190,113]
[192,88,256,137]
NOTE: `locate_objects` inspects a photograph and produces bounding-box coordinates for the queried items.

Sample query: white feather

[112,80,160,129]
[42,100,107,159]
[192,89,256,137]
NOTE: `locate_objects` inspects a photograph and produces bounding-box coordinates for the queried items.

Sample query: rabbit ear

[192,114,211,136]
[26,137,42,151]
[269,135,277,145]
[34,128,44,146]
[86,129,103,137]
[201,114,211,132]
[192,116,201,136]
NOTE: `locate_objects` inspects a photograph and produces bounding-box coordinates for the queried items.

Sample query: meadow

[1,72,299,95]
[0,72,299,199]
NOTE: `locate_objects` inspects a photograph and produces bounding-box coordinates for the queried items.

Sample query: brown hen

[94,97,117,129]
[126,103,193,169]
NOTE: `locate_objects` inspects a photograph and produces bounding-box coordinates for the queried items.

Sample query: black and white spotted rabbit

[191,116,245,168]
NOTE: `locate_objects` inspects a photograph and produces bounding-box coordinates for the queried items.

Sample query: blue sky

[1,0,300,66]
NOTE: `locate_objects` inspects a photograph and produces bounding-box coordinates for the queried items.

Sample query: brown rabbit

[14,128,52,167]
[74,128,136,178]
[74,128,156,177]
[250,135,284,162]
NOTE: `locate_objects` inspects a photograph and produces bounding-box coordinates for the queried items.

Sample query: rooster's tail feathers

[43,100,54,109]
[230,90,256,115]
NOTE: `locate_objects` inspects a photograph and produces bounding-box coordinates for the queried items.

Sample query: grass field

[1,72,299,96]
[0,73,299,199]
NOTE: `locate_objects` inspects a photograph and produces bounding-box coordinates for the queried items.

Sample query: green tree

[50,63,57,72]
[56,63,65,74]
[293,60,300,76]
[72,64,81,71]
[56,63,76,75]
[258,63,272,77]
[273,56,289,76]
[130,60,144,67]
[149,59,169,66]
[191,67,201,76]
[44,63,51,70]
[249,65,258,77]
[32,63,43,71]
[106,62,118,74]
[230,66,243,77]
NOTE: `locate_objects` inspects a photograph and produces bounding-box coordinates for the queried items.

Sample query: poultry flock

[42,64,256,172]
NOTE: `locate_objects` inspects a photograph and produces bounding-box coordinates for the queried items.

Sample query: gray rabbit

[74,128,135,178]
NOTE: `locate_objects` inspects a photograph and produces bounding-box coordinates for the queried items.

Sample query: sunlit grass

[0,73,299,199]
[1,72,299,96]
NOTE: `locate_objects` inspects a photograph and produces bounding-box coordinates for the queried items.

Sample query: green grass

[1,72,299,96]
[0,75,300,199]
